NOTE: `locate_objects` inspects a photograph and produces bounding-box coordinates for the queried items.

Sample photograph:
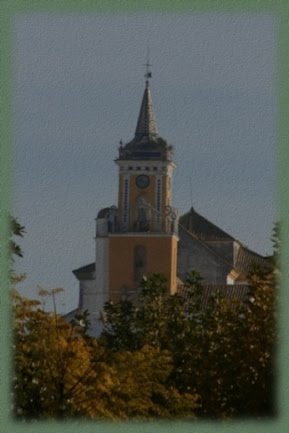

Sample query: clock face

[136,175,150,189]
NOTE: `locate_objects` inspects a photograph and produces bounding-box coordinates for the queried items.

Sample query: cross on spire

[143,47,152,81]
[134,48,157,139]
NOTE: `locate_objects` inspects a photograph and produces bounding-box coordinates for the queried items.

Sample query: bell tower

[109,69,178,302]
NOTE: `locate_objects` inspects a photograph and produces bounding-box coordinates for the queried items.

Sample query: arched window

[134,245,147,281]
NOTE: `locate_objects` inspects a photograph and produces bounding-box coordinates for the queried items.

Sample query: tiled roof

[179,207,234,241]
[73,262,95,279]
[179,207,271,279]
[178,225,234,269]
[178,284,250,309]
[234,245,271,275]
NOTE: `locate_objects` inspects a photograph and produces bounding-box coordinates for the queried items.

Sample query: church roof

[117,78,174,161]
[178,283,250,309]
[135,80,158,140]
[73,262,95,280]
[179,207,271,277]
[178,225,234,269]
[179,207,234,241]
[234,245,271,275]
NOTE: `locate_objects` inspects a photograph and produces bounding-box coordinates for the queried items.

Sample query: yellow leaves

[37,287,64,298]
[11,273,26,284]
[14,267,277,420]
[92,345,200,419]
[13,290,145,420]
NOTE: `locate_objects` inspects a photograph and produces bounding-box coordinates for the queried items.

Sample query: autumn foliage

[12,266,276,420]
[12,287,198,420]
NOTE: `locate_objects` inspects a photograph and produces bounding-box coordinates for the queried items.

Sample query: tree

[13,288,199,420]
[101,299,141,351]
[271,221,280,268]
[101,269,277,419]
[100,345,199,419]
[10,216,25,259]
[165,268,277,419]
[235,267,277,416]
[13,290,117,419]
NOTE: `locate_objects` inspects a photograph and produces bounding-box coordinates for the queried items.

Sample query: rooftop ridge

[180,207,235,241]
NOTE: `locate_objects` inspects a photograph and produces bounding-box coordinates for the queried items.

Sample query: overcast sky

[12,12,278,313]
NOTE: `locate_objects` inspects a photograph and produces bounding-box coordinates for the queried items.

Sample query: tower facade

[109,77,179,302]
[72,74,179,335]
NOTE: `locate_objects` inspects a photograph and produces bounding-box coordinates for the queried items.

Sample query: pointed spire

[135,53,158,140]
[135,80,158,139]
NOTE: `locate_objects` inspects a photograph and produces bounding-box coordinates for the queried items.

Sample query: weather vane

[143,46,152,80]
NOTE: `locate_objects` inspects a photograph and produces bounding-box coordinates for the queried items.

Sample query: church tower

[72,69,179,335]
[108,70,179,302]
[71,65,271,337]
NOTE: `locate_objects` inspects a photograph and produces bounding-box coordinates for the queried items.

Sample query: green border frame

[1,1,288,432]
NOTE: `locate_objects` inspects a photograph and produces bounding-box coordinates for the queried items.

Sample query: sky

[12,12,278,313]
